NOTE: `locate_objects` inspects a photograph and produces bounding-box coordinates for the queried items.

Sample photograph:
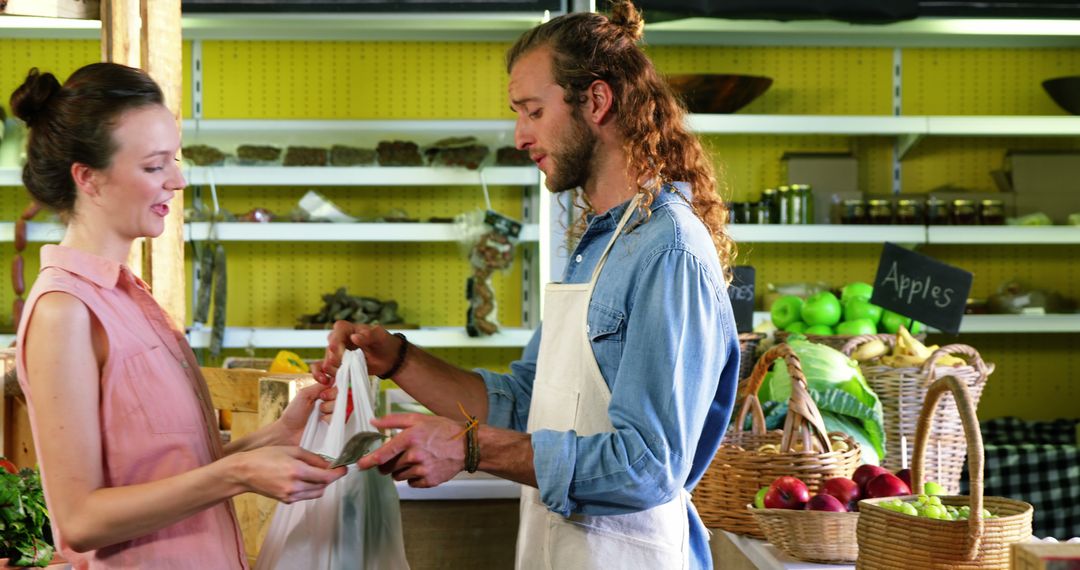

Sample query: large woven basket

[774,330,854,351]
[751,507,860,564]
[737,332,765,381]
[694,344,861,538]
[842,336,991,494]
[856,375,1033,569]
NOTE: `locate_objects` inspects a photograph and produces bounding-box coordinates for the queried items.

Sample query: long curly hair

[506,0,736,282]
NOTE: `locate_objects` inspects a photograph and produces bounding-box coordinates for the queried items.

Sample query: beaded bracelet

[378,332,409,378]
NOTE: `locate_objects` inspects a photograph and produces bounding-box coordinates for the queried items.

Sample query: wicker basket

[842,336,992,494]
[856,375,1033,569]
[737,332,765,381]
[694,344,862,538]
[750,507,860,564]
[774,330,855,351]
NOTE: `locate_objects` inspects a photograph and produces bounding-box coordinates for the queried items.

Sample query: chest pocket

[587,303,625,385]
[121,345,200,434]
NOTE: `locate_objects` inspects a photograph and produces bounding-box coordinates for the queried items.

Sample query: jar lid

[953,199,975,206]
[777,185,791,193]
[761,188,777,195]
[897,199,919,206]
[842,199,865,206]
[868,199,891,206]
[790,184,811,191]
[980,199,1004,206]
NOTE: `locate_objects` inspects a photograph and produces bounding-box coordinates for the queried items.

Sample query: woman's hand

[230,446,346,504]
[311,321,401,385]
[276,381,335,446]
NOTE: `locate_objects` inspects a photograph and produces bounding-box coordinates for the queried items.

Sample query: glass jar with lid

[789,184,813,224]
[759,188,778,224]
[840,199,867,224]
[776,186,792,224]
[979,199,1006,225]
[951,199,978,225]
[895,199,923,225]
[867,199,894,225]
[925,196,949,225]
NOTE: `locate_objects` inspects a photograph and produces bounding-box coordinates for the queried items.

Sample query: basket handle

[733,344,833,453]
[839,333,895,357]
[911,374,985,561]
[920,344,989,387]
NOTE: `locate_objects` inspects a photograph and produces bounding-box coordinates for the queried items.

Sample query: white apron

[516,195,691,570]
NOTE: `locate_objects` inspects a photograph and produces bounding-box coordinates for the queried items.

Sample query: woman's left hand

[278,381,336,446]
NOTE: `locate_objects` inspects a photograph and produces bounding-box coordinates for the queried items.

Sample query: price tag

[728,266,755,334]
[870,243,973,335]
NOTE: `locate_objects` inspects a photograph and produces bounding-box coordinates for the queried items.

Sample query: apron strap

[588,193,643,287]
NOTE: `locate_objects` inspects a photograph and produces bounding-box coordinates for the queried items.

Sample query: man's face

[509,47,598,193]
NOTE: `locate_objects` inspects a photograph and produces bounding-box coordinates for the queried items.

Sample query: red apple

[764,476,810,510]
[852,464,890,493]
[895,468,912,489]
[806,494,847,512]
[865,473,912,499]
[822,477,861,511]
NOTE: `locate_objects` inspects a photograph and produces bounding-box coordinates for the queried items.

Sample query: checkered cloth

[960,418,1080,540]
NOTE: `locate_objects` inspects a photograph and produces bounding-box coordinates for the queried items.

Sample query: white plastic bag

[255,350,410,570]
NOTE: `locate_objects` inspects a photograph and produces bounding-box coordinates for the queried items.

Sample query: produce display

[770,281,924,336]
[0,459,54,566]
[298,288,405,329]
[751,464,943,514]
[850,325,966,368]
[877,495,997,521]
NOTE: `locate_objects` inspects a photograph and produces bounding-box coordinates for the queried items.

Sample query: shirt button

[586,324,591,333]
[575,254,583,263]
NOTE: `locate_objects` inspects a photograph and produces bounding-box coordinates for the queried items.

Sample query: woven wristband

[379,332,409,378]
[465,423,480,473]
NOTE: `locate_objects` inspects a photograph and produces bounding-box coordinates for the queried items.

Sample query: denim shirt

[479,184,741,569]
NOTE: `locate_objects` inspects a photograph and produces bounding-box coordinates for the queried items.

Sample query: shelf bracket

[897,133,923,160]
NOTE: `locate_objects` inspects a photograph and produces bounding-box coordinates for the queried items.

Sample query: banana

[881,354,926,368]
[898,325,933,360]
[852,339,889,362]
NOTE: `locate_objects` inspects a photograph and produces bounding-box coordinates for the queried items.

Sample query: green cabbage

[759,338,886,461]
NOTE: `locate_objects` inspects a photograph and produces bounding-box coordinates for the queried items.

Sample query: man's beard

[544,113,598,193]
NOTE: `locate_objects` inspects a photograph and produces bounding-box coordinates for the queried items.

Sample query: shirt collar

[40,244,126,289]
[587,182,694,232]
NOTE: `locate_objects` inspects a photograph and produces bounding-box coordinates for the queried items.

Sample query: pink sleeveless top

[16,245,248,569]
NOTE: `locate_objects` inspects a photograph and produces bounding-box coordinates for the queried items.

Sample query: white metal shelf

[729,224,926,244]
[184,166,538,187]
[688,115,1080,137]
[752,312,1080,334]
[186,326,535,349]
[185,222,539,242]
[927,226,1080,245]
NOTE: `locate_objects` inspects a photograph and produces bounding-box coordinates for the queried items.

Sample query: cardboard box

[1006,152,1080,225]
[783,153,859,224]
[1012,542,1080,570]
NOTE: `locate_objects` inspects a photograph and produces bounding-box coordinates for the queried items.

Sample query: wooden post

[99,0,186,324]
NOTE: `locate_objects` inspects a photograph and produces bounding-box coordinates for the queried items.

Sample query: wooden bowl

[1042,75,1080,115]
[667,73,773,114]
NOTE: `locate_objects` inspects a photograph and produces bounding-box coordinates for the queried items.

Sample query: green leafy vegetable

[758,339,886,461]
[0,463,54,567]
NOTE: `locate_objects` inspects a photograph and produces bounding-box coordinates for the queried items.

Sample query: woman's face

[92,104,185,239]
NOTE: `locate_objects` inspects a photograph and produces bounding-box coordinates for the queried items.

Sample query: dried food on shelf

[239,207,275,223]
[376,140,424,166]
[283,146,328,166]
[297,287,407,329]
[183,144,228,166]
[496,146,532,166]
[330,145,377,166]
[236,144,282,164]
[424,136,489,170]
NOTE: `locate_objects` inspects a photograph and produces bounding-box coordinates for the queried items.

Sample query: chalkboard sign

[181,0,561,12]
[728,265,755,334]
[870,243,972,335]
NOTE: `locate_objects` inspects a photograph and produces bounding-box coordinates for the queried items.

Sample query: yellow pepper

[268,350,309,374]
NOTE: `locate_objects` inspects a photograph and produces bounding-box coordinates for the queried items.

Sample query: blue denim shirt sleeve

[477,324,542,432]
[533,246,730,517]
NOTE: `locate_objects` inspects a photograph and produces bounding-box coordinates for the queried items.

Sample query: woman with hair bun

[12,62,345,569]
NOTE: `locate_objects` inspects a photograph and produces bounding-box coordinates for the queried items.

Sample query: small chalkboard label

[870,243,972,335]
[728,266,755,334]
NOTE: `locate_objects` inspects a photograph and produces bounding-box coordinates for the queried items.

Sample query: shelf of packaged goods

[729,224,926,244]
[185,326,535,349]
[927,226,1080,244]
[752,312,1080,334]
[183,166,538,187]
[184,222,539,242]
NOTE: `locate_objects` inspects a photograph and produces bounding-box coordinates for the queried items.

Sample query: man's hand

[357,413,466,488]
[311,321,401,386]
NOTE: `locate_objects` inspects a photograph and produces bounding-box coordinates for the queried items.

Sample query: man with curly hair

[316,2,740,568]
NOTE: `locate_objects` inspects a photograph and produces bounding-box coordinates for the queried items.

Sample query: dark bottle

[951,199,977,225]
[867,199,894,225]
[925,196,949,225]
[841,199,867,224]
[895,199,923,225]
[979,199,1006,225]
[760,188,778,224]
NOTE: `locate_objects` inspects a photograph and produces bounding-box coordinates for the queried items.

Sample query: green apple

[836,318,877,336]
[880,310,925,335]
[843,298,883,325]
[924,481,945,496]
[841,282,874,305]
[770,295,804,329]
[784,321,807,334]
[801,291,842,327]
[805,324,835,335]
[754,486,769,509]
